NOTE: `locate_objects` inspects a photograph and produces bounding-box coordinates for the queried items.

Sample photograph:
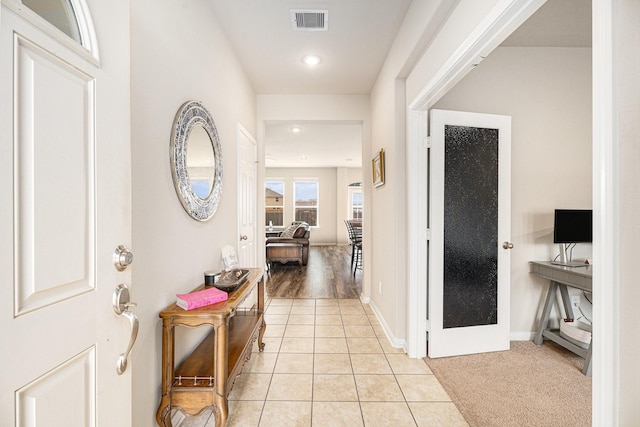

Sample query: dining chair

[344,219,362,273]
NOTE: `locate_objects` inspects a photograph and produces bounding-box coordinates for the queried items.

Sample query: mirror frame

[170,101,223,221]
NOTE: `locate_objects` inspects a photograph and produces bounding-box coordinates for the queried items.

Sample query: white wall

[368,77,408,344]
[433,47,593,337]
[130,0,256,425]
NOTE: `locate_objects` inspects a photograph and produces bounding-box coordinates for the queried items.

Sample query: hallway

[179,298,467,426]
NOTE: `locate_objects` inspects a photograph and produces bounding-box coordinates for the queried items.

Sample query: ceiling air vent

[290,10,328,31]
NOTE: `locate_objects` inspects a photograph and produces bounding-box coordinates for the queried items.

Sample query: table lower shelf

[173,311,264,389]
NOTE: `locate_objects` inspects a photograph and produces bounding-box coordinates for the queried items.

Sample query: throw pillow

[293,224,308,238]
[280,224,299,238]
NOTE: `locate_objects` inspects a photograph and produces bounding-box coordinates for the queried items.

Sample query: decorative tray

[214,269,249,293]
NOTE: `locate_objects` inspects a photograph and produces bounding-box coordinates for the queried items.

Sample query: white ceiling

[209,0,591,168]
[209,0,411,169]
[209,0,412,95]
[264,121,362,168]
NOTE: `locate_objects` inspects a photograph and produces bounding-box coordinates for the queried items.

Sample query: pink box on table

[176,287,228,310]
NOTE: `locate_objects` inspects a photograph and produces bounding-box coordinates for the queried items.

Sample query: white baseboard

[366,299,406,351]
[510,331,535,341]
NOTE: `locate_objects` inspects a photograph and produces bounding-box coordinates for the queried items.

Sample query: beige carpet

[424,341,591,427]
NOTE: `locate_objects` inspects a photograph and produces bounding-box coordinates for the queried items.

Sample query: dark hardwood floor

[266,245,362,299]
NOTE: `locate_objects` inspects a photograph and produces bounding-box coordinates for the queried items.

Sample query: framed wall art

[372,148,385,187]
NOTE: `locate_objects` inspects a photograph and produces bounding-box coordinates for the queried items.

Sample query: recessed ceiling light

[302,55,321,66]
[290,126,302,133]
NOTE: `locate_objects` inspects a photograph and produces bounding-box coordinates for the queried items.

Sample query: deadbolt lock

[114,245,134,271]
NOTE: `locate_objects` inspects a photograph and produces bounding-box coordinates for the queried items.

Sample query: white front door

[237,125,257,267]
[428,109,511,358]
[0,2,132,426]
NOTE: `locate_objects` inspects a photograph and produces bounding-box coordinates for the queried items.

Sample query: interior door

[428,109,511,358]
[237,125,257,267]
[0,3,132,426]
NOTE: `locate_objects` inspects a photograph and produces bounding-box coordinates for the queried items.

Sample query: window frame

[348,187,363,220]
[265,180,285,228]
[293,180,319,227]
[7,0,100,64]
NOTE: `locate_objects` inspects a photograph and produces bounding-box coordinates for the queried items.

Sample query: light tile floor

[178,298,468,427]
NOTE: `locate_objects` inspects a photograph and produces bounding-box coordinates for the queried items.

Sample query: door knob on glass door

[502,241,514,249]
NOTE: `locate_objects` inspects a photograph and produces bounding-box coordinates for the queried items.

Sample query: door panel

[1,3,132,426]
[429,109,511,358]
[15,33,95,315]
[238,125,257,267]
[16,347,96,427]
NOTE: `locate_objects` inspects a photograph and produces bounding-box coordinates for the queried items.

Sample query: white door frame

[406,0,617,422]
[406,0,546,359]
[591,1,619,424]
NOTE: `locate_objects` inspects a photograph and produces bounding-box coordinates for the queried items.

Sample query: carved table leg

[156,404,172,427]
[156,319,175,426]
[257,276,266,352]
[213,315,230,426]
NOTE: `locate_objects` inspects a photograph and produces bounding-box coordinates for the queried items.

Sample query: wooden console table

[530,261,592,375]
[156,268,266,426]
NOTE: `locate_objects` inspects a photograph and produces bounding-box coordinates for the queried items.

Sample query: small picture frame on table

[372,148,385,188]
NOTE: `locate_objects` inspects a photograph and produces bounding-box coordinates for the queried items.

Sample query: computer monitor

[553,209,593,243]
[553,209,592,266]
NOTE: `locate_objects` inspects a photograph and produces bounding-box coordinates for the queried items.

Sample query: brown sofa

[266,222,311,266]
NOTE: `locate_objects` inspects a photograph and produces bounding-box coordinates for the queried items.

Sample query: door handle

[502,241,514,249]
[116,310,139,375]
[113,284,139,375]
[240,235,248,240]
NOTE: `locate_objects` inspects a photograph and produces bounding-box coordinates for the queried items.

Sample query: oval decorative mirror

[170,101,223,221]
